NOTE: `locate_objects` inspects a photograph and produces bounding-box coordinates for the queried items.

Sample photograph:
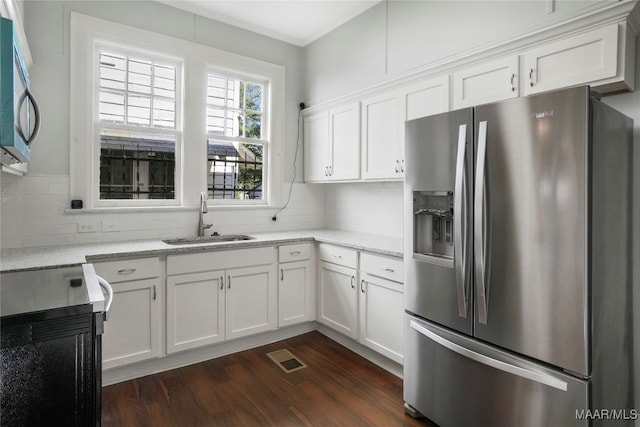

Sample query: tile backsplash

[1,174,404,249]
[0,174,326,249]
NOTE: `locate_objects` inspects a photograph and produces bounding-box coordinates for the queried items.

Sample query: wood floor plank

[102,331,433,427]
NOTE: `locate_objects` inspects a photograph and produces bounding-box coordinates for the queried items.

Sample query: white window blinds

[99,51,177,128]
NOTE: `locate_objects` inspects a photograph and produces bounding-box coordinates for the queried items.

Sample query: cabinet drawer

[360,252,403,283]
[167,246,275,275]
[93,257,160,283]
[279,243,312,262]
[318,243,358,269]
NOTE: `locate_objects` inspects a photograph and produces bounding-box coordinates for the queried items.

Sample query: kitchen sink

[162,234,255,245]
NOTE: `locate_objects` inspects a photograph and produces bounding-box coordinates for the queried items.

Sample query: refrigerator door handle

[409,320,568,391]
[454,124,469,318]
[475,120,489,325]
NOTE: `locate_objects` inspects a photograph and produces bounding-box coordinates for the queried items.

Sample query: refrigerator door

[404,315,589,427]
[473,86,589,375]
[404,108,473,335]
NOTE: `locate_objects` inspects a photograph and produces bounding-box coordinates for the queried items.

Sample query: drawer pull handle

[290,251,301,256]
[361,279,365,293]
[220,276,224,290]
[332,254,342,259]
[383,267,396,273]
[281,268,284,281]
[228,276,231,289]
[351,276,356,289]
[153,285,157,300]
[117,268,136,275]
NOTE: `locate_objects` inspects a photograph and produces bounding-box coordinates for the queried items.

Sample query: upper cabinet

[304,102,360,183]
[360,76,450,181]
[361,92,400,180]
[303,16,637,184]
[452,56,519,109]
[522,23,635,95]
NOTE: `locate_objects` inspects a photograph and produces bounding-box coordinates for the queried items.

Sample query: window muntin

[96,46,181,202]
[206,72,268,203]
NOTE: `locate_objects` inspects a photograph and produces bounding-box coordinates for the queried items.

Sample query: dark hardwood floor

[102,331,434,426]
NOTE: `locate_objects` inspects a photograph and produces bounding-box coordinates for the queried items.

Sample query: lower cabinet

[318,261,358,339]
[318,244,405,363]
[278,243,313,327]
[359,252,404,364]
[93,257,162,370]
[166,247,277,354]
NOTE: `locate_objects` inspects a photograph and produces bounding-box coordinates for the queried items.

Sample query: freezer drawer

[404,315,589,427]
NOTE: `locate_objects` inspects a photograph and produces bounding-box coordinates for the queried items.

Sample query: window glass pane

[100,129,176,200]
[207,139,263,200]
[206,73,264,140]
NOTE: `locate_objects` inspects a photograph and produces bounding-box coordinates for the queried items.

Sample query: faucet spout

[198,192,213,236]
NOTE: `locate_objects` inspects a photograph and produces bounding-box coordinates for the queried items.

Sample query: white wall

[0,0,322,249]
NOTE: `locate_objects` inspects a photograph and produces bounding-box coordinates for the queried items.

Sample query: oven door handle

[96,275,113,321]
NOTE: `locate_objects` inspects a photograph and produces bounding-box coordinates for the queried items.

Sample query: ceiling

[157,0,382,46]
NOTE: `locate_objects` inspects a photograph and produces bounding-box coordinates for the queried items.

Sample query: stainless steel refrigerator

[403,86,635,426]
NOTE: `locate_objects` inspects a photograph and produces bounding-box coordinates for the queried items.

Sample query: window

[206,73,267,202]
[96,47,181,202]
[70,12,284,210]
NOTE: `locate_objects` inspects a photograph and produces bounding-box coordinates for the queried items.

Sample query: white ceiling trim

[157,0,382,47]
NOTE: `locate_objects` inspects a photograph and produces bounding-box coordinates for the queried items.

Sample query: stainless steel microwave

[1,16,40,166]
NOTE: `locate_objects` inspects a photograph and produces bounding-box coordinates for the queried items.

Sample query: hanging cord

[272,103,305,221]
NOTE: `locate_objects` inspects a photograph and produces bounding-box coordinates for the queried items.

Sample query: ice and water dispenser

[413,191,454,263]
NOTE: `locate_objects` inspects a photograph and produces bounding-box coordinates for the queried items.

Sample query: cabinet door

[522,23,619,95]
[329,102,360,181]
[361,92,401,180]
[166,271,225,354]
[318,261,358,339]
[226,265,276,340]
[303,111,330,182]
[102,278,161,369]
[359,273,404,364]
[452,56,518,108]
[278,260,312,327]
[398,76,451,177]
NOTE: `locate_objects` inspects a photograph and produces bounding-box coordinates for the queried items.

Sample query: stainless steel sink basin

[162,234,255,245]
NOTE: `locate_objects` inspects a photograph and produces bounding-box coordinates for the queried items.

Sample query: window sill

[65,204,279,214]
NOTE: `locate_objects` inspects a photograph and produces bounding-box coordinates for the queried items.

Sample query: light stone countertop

[0,229,404,272]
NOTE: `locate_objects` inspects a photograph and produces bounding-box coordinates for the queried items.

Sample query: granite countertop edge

[0,229,404,272]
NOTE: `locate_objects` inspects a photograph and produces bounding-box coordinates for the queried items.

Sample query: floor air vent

[266,349,307,373]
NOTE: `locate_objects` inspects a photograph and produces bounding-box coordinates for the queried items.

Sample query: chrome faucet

[197,192,213,237]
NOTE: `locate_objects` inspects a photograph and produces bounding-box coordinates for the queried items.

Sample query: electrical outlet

[77,222,99,233]
[101,219,121,232]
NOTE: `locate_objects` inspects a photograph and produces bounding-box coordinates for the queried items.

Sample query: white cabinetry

[93,257,162,369]
[304,102,360,182]
[166,247,276,354]
[359,253,404,364]
[452,56,519,109]
[522,23,635,95]
[317,244,359,339]
[278,243,313,327]
[361,92,401,180]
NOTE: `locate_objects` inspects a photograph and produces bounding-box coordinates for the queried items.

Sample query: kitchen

[1,0,639,425]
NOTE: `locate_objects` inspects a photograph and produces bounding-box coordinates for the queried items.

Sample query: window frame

[93,42,184,207]
[70,12,284,211]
